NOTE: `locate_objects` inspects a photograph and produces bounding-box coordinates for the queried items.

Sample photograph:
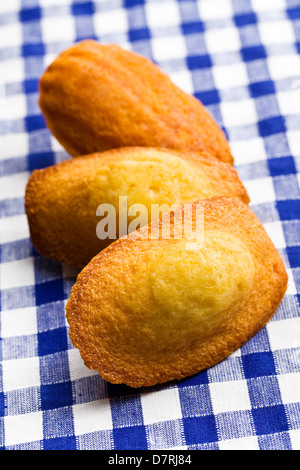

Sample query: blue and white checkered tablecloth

[0,0,300,451]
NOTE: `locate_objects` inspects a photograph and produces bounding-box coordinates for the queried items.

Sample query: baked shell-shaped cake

[39,40,233,164]
[25,147,248,268]
[66,197,288,388]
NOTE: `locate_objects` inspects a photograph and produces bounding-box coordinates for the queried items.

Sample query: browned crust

[25,147,249,268]
[65,197,288,388]
[39,39,234,164]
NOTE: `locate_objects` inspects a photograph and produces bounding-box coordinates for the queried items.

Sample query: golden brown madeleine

[65,197,288,388]
[39,39,233,164]
[25,147,248,268]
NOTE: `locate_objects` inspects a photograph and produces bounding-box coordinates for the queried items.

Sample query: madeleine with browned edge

[25,147,248,268]
[65,197,288,388]
[39,40,233,164]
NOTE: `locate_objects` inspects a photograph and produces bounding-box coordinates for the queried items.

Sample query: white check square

[213,62,249,90]
[231,137,267,165]
[0,94,27,121]
[197,0,233,21]
[151,35,187,62]
[287,130,300,157]
[251,0,286,13]
[244,177,276,205]
[68,348,98,381]
[220,98,257,127]
[263,220,286,249]
[0,258,35,290]
[219,435,259,450]
[145,1,180,28]
[41,15,76,43]
[2,356,40,392]
[278,373,300,405]
[4,411,43,447]
[205,27,241,54]
[210,380,251,414]
[170,69,194,95]
[1,306,37,338]
[93,8,128,36]
[258,20,295,46]
[73,400,113,435]
[0,22,23,49]
[290,429,300,450]
[267,318,300,351]
[277,89,300,117]
[0,172,30,200]
[0,0,21,14]
[0,214,30,244]
[0,133,29,160]
[0,57,24,83]
[141,388,182,425]
[39,0,72,6]
[267,55,300,81]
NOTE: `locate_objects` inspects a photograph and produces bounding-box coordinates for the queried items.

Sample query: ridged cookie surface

[25,147,248,268]
[39,40,233,164]
[65,197,288,388]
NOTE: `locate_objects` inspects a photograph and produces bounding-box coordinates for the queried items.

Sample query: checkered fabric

[0,0,300,451]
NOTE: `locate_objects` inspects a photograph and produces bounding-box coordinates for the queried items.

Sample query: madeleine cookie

[25,147,248,268]
[39,40,233,164]
[65,197,288,388]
